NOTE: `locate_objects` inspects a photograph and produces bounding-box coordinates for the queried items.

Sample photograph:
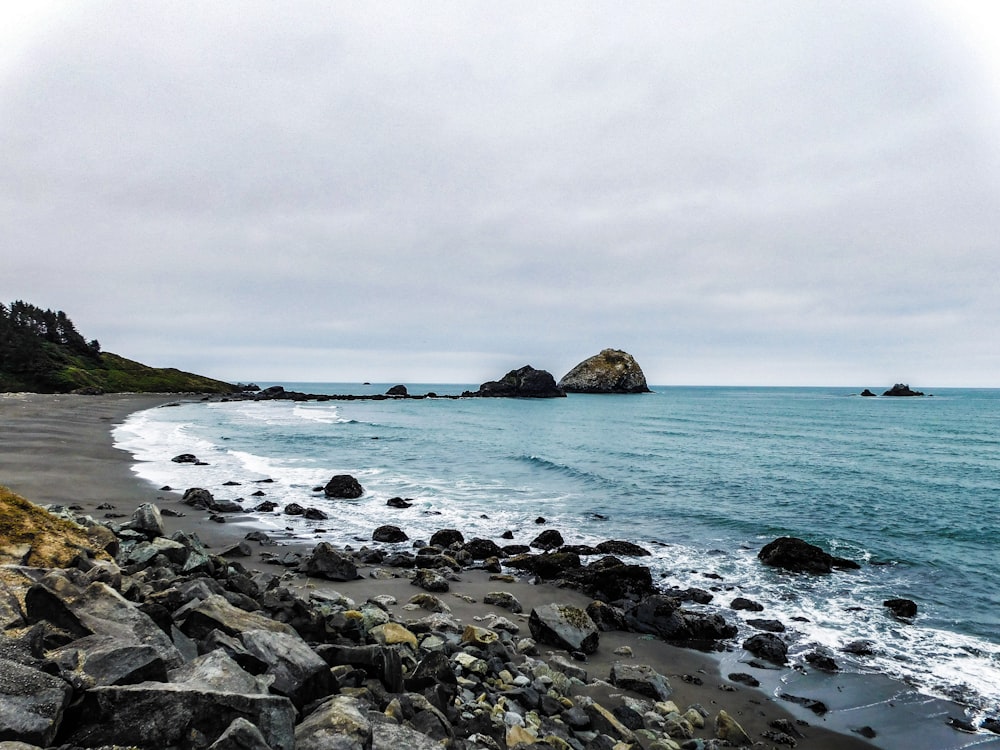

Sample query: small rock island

[463,365,566,398]
[558,349,651,394]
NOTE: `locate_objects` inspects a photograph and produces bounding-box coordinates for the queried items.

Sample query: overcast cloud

[2,1,999,386]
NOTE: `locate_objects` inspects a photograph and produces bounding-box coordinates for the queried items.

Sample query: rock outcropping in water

[463,365,566,398]
[558,349,651,394]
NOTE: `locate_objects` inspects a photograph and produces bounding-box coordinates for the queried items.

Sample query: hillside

[0,300,237,394]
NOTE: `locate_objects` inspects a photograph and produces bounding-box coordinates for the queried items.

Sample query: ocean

[113,384,1000,724]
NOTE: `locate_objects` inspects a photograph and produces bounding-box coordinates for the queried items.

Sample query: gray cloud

[2,1,998,386]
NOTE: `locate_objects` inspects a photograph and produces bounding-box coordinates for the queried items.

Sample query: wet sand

[4,391,975,749]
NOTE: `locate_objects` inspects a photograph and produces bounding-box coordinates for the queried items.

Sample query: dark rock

[534,516,547,524]
[0,657,72,746]
[625,595,737,645]
[208,717,275,750]
[883,383,925,397]
[595,539,652,556]
[63,683,295,750]
[464,365,566,398]
[805,650,840,672]
[283,503,305,516]
[298,542,359,581]
[429,528,464,548]
[373,525,408,543]
[530,529,564,550]
[464,537,504,559]
[239,629,336,709]
[853,725,878,738]
[505,551,582,579]
[172,453,200,464]
[744,633,788,665]
[860,389,877,397]
[730,596,764,612]
[586,600,628,631]
[182,487,215,510]
[245,530,275,545]
[500,529,514,539]
[254,500,278,512]
[569,560,655,602]
[386,384,408,396]
[758,536,860,574]
[412,569,449,593]
[843,639,877,656]
[884,598,917,619]
[386,497,413,509]
[559,544,601,556]
[557,348,652,393]
[528,603,599,654]
[746,618,786,632]
[612,705,645,730]
[323,474,364,499]
[728,672,761,687]
[780,693,829,715]
[609,661,673,700]
[303,507,328,521]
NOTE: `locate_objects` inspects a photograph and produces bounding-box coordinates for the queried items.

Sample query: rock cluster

[882,383,925,397]
[558,349,652,394]
[0,501,778,750]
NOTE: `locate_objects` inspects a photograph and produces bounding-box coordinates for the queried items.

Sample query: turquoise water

[114,384,1000,713]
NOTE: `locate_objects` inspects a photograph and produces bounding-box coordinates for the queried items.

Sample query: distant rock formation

[882,384,925,397]
[558,349,651,394]
[463,365,566,398]
[860,389,876,397]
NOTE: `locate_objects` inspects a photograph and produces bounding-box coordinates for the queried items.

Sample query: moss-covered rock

[558,349,651,393]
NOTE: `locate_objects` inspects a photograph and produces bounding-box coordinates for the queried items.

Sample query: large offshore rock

[62,683,295,750]
[464,365,566,398]
[528,603,599,654]
[558,349,651,393]
[0,658,72,746]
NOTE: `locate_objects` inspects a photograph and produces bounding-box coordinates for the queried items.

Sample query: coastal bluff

[558,349,651,394]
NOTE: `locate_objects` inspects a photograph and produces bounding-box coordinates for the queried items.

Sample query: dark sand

[4,392,988,750]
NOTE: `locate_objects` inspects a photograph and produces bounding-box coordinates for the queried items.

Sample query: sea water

[113,384,1000,716]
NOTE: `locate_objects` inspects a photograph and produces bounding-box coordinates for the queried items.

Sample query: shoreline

[1,392,993,749]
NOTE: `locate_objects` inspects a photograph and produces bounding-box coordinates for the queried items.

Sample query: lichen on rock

[558,349,651,394]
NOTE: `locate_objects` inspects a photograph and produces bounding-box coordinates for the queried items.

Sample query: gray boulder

[207,717,275,750]
[373,720,443,750]
[558,349,651,393]
[51,635,167,687]
[609,661,673,701]
[528,603,599,654]
[239,629,336,708]
[177,594,297,640]
[0,658,72,746]
[298,542,359,581]
[123,502,165,539]
[295,695,372,750]
[62,683,295,750]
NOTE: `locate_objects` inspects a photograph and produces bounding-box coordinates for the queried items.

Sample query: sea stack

[463,365,566,398]
[558,349,651,394]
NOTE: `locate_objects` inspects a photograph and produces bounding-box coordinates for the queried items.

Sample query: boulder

[609,662,673,701]
[625,595,737,644]
[860,389,877,397]
[62,683,295,750]
[0,658,72,746]
[528,603,599,654]
[373,525,408,543]
[386,497,413,509]
[884,598,918,619]
[412,569,449,593]
[758,536,860,574]
[177,594,297,640]
[207,717,274,750]
[298,542,359,581]
[429,528,464,548]
[295,695,371,750]
[715,709,752,746]
[324,474,364,499]
[530,529,564,551]
[51,635,167,686]
[743,632,788,665]
[595,539,652,557]
[122,503,165,539]
[239,629,336,708]
[568,560,655,602]
[558,348,652,393]
[464,365,566,398]
[386,384,408,396]
[463,537,504,559]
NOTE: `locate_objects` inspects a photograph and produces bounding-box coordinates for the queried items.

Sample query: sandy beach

[0,392,892,749]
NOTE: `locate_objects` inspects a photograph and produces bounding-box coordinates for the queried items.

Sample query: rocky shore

[1,489,878,750]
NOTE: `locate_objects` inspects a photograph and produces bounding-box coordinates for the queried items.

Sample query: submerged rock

[558,348,652,393]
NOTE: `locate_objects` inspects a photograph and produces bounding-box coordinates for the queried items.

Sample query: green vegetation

[0,300,237,393]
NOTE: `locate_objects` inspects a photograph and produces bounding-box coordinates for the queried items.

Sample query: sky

[2,1,999,387]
